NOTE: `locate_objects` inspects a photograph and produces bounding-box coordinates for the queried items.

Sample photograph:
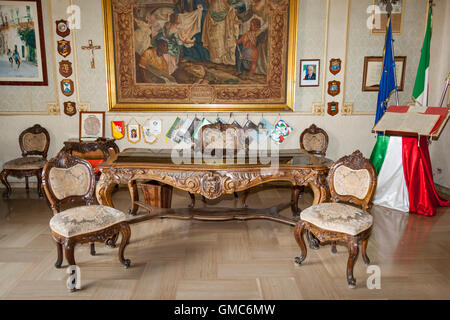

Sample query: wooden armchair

[188,122,244,207]
[42,151,131,284]
[293,150,377,288]
[0,124,50,198]
[291,124,330,216]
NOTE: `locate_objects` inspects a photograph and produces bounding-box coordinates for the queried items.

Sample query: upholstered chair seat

[300,203,373,236]
[49,205,127,237]
[3,157,47,170]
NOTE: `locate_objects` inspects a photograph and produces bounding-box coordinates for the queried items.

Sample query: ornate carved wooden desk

[96,149,332,225]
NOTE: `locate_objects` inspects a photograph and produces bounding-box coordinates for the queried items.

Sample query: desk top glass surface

[103,148,333,168]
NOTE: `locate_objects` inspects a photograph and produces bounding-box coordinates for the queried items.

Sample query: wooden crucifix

[81,40,101,69]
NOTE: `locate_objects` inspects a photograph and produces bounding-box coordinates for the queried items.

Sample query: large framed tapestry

[0,0,48,86]
[103,0,298,112]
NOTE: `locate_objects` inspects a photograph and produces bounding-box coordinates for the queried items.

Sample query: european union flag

[375,17,397,124]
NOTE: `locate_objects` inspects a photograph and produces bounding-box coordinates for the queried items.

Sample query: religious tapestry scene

[110,0,292,105]
[134,0,268,85]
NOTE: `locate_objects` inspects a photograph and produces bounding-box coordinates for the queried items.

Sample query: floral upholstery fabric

[48,164,92,200]
[22,132,47,152]
[3,157,47,170]
[302,133,326,153]
[333,165,370,199]
[301,203,373,235]
[49,205,126,237]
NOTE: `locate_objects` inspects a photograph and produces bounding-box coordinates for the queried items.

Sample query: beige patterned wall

[344,0,427,114]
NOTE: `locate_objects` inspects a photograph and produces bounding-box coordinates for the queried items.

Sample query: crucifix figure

[81,40,101,69]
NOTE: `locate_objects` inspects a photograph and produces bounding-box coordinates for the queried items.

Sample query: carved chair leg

[241,189,250,208]
[36,170,43,198]
[55,242,63,268]
[64,239,76,266]
[361,238,370,265]
[0,170,11,199]
[25,176,29,190]
[118,224,131,269]
[106,233,119,248]
[346,239,359,288]
[233,192,238,199]
[293,221,308,266]
[331,241,337,254]
[90,243,96,256]
[188,192,195,208]
[307,230,320,250]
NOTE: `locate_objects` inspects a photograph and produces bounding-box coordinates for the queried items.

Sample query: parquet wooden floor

[0,185,449,300]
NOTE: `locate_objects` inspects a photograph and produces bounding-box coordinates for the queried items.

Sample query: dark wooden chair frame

[0,124,50,198]
[42,151,131,275]
[188,121,244,208]
[293,150,377,288]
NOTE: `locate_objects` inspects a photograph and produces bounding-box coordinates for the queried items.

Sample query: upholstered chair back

[327,150,377,211]
[19,124,50,159]
[300,124,329,156]
[200,122,245,152]
[42,151,95,214]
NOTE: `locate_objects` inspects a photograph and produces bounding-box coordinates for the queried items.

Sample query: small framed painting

[0,0,48,86]
[362,56,406,91]
[299,59,320,87]
[79,111,105,140]
[127,124,141,144]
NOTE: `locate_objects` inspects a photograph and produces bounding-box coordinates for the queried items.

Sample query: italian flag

[370,107,450,216]
[412,6,432,106]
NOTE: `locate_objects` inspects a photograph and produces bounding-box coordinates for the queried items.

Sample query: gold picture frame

[370,0,404,35]
[102,0,298,112]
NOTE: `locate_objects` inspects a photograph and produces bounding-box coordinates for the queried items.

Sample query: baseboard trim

[436,184,450,199]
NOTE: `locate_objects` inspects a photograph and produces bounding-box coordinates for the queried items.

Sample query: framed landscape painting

[0,0,48,85]
[103,0,298,112]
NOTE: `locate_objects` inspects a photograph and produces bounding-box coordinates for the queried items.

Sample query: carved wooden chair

[0,124,50,198]
[188,122,244,207]
[42,151,131,281]
[293,150,377,288]
[291,124,330,216]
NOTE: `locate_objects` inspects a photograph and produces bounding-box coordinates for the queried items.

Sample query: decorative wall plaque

[327,102,339,116]
[59,60,73,78]
[328,80,341,96]
[55,19,70,38]
[61,79,74,96]
[329,58,342,75]
[64,101,77,116]
[57,40,71,57]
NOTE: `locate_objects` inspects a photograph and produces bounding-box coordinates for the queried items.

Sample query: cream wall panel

[295,0,328,113]
[344,0,426,114]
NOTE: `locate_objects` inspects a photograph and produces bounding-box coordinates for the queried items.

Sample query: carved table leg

[118,224,131,268]
[294,221,307,266]
[0,170,11,199]
[361,238,370,265]
[331,241,337,254]
[128,180,139,215]
[241,189,250,208]
[36,169,43,198]
[188,192,195,208]
[55,242,63,268]
[290,186,302,217]
[346,239,359,288]
[96,174,116,207]
[25,176,29,190]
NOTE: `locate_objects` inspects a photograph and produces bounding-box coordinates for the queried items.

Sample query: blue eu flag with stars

[375,17,397,124]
